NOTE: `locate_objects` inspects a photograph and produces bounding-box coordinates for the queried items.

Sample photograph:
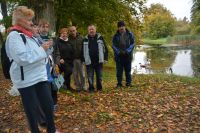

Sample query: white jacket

[6,31,48,89]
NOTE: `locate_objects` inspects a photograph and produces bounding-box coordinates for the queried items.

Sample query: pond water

[131,44,200,77]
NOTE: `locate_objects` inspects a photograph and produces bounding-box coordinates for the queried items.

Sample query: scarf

[10,25,33,38]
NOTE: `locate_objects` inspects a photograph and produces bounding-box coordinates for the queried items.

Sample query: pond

[131,44,200,77]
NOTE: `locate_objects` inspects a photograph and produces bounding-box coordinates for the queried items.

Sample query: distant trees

[143,3,176,39]
[0,0,147,45]
[175,17,191,35]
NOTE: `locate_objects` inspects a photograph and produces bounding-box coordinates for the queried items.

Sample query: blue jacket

[6,31,48,89]
[112,29,135,61]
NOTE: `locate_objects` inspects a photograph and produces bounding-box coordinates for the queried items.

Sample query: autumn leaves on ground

[0,68,200,133]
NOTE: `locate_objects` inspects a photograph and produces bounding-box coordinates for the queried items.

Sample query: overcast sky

[146,0,193,20]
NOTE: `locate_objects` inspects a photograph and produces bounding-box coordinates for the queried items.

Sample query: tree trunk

[42,1,56,32]
[1,0,8,18]
[0,0,8,29]
[28,0,56,32]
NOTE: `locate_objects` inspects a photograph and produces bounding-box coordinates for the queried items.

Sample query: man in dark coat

[112,21,135,88]
[68,26,86,91]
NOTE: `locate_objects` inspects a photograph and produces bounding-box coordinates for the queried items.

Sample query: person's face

[118,26,126,33]
[32,25,39,35]
[60,31,68,40]
[69,26,77,38]
[20,17,33,31]
[39,24,49,35]
[88,25,96,37]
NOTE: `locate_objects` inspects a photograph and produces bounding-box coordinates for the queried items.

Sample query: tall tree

[143,3,176,39]
[0,0,146,45]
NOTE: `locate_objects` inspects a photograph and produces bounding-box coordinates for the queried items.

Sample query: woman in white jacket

[5,6,57,133]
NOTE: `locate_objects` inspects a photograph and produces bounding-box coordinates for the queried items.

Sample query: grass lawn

[143,38,167,45]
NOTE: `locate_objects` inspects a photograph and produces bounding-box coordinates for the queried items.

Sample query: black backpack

[1,30,26,79]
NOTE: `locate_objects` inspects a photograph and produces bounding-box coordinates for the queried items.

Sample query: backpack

[1,30,26,79]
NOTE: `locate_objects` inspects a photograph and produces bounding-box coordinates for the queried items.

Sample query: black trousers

[60,63,73,88]
[18,81,55,133]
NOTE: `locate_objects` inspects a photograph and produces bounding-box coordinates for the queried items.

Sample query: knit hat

[117,21,125,27]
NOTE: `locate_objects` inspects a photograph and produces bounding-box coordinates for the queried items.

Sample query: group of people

[5,6,135,133]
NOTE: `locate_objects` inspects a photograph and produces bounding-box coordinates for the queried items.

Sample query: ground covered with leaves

[0,68,200,133]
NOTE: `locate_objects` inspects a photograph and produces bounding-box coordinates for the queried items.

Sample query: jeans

[116,58,132,85]
[18,81,55,133]
[86,63,103,91]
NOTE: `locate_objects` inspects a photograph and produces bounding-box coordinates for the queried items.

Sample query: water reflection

[171,50,193,77]
[131,45,199,77]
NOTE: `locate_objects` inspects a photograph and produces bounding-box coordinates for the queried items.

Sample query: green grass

[167,34,200,45]
[143,38,167,45]
[143,34,200,45]
[134,74,200,84]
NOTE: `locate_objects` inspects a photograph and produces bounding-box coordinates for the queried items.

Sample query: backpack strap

[19,33,26,44]
[19,33,26,80]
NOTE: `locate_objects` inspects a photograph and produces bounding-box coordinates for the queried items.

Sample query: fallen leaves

[0,71,200,132]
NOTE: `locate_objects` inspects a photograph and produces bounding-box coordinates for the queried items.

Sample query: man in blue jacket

[112,21,135,88]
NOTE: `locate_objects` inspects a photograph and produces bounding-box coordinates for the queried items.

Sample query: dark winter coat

[68,33,83,60]
[112,29,135,61]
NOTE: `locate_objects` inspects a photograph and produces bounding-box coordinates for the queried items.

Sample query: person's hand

[119,50,125,56]
[42,40,53,51]
[55,64,60,74]
[60,59,65,64]
[125,51,129,56]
